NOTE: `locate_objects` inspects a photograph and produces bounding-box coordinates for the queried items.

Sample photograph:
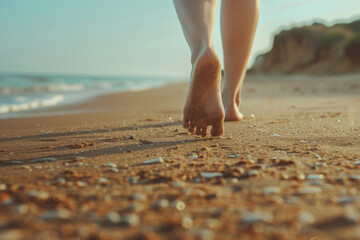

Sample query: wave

[0,94,64,114]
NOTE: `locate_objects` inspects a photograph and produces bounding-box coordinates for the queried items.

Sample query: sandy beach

[0,74,360,240]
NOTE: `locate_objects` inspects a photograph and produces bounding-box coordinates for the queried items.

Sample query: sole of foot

[183,48,225,137]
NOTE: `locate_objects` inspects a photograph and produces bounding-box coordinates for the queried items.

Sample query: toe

[195,127,202,135]
[188,122,195,133]
[210,121,224,137]
[183,116,190,128]
[201,125,208,137]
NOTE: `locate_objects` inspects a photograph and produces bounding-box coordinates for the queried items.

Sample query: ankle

[191,46,217,65]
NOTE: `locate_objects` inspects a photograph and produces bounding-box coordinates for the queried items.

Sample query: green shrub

[318,32,343,47]
[344,34,360,62]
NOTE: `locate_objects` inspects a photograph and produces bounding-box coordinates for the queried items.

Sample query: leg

[221,0,259,121]
[173,0,225,137]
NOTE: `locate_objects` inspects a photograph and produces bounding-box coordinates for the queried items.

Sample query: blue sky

[0,0,359,77]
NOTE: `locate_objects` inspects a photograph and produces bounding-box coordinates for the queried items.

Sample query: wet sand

[0,74,360,240]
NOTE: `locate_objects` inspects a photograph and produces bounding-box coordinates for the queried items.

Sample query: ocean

[0,74,185,119]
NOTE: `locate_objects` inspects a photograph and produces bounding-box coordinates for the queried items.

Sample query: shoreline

[0,74,359,239]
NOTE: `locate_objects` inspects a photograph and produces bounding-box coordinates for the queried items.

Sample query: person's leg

[173,0,224,137]
[221,0,259,121]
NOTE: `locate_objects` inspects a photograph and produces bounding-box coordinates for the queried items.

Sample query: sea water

[0,74,185,119]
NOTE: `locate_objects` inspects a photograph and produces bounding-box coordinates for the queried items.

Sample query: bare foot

[183,48,225,137]
[222,90,244,121]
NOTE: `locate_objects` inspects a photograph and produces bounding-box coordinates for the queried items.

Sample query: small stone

[182,216,193,229]
[131,193,147,201]
[246,155,252,160]
[298,211,315,225]
[171,181,186,187]
[271,134,281,137]
[40,209,71,220]
[0,193,14,205]
[200,172,223,178]
[337,196,357,205]
[57,178,66,185]
[12,204,29,214]
[188,228,214,240]
[240,212,274,224]
[314,154,322,159]
[125,202,144,212]
[0,230,22,240]
[75,181,87,188]
[349,175,360,181]
[248,170,260,176]
[189,154,198,160]
[125,176,138,184]
[106,163,117,168]
[98,178,108,184]
[262,186,280,195]
[151,199,169,209]
[128,135,135,139]
[298,187,321,194]
[142,157,164,165]
[285,196,300,204]
[306,174,325,180]
[120,214,140,227]
[228,154,240,158]
[109,168,119,173]
[299,140,307,143]
[0,184,6,191]
[27,190,49,200]
[173,201,186,211]
[354,161,360,166]
[105,211,120,223]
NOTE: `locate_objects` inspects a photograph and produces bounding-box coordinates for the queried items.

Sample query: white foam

[0,94,64,114]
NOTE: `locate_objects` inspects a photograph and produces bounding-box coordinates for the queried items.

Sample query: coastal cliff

[250,19,360,74]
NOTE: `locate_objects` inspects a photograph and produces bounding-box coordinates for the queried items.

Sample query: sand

[0,74,359,240]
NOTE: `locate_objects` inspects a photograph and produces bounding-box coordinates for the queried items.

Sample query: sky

[0,0,359,77]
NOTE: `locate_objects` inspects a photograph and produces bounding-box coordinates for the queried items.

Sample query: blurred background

[0,0,359,116]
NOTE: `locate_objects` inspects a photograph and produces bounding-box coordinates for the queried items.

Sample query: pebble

[349,175,360,181]
[171,181,186,187]
[298,211,315,225]
[75,181,87,188]
[105,211,120,223]
[182,216,193,229]
[131,193,148,201]
[299,140,307,143]
[285,196,300,204]
[12,204,29,214]
[306,174,325,180]
[271,134,281,137]
[228,154,239,158]
[142,157,164,165]
[120,214,140,227]
[106,163,117,168]
[189,154,198,160]
[314,154,322,159]
[151,199,169,209]
[248,170,260,176]
[126,176,138,184]
[57,178,66,185]
[173,200,186,211]
[0,230,22,240]
[0,184,6,191]
[0,194,14,205]
[125,203,144,212]
[27,190,49,200]
[200,172,223,179]
[240,212,274,224]
[337,196,357,204]
[109,168,119,173]
[262,186,280,195]
[40,209,71,220]
[98,178,108,184]
[188,228,215,240]
[354,161,360,166]
[246,155,252,160]
[298,187,321,194]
